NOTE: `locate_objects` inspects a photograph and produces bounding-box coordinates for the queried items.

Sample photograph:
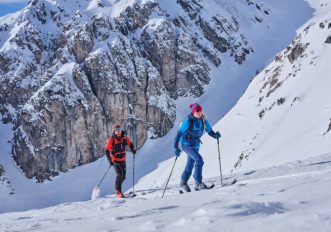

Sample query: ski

[179,179,237,194]
[126,191,137,198]
[223,178,237,186]
[195,183,215,191]
[179,183,215,194]
[216,178,237,188]
[112,194,136,199]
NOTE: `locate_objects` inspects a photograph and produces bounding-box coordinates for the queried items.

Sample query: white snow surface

[0,153,331,231]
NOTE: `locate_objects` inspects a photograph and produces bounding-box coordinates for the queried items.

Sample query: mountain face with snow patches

[136,0,331,190]
[0,0,265,181]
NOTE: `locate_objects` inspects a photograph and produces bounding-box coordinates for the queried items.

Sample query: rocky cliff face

[0,164,14,195]
[0,164,4,178]
[0,0,263,181]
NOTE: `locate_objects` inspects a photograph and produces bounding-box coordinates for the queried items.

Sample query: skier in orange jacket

[105,125,136,198]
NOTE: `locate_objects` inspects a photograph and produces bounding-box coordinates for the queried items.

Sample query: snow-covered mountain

[0,0,316,214]
[0,0,259,182]
[136,0,331,190]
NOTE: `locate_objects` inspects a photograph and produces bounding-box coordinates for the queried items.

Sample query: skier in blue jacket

[174,103,221,191]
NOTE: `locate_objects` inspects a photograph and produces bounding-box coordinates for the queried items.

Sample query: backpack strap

[186,115,205,144]
[112,131,128,146]
[187,114,206,132]
[122,131,128,146]
[188,115,194,131]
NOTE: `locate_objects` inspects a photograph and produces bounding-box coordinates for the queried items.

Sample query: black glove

[210,131,221,140]
[131,149,136,155]
[214,131,221,139]
[106,154,114,166]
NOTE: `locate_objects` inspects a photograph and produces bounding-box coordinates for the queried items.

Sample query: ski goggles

[115,127,122,131]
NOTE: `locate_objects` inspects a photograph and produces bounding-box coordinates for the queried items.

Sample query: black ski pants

[113,161,126,192]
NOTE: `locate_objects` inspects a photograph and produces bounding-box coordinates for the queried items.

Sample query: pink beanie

[189,103,202,114]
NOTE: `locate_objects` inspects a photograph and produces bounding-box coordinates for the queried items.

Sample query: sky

[0,0,27,17]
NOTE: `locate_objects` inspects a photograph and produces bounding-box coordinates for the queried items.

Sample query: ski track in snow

[0,154,331,232]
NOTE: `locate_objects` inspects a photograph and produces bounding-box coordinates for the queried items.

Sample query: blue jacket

[174,114,218,149]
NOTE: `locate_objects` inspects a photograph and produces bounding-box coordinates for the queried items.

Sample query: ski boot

[180,181,191,192]
[116,190,125,198]
[194,182,208,191]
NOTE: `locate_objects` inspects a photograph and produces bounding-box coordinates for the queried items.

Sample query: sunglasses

[115,127,122,131]
[196,109,202,113]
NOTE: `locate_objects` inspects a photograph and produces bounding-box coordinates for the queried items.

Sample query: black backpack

[184,114,206,144]
[112,130,128,146]
[186,114,206,132]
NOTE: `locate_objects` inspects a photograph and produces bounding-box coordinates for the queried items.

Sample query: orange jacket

[105,133,134,162]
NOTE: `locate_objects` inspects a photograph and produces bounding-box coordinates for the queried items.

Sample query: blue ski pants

[181,145,204,184]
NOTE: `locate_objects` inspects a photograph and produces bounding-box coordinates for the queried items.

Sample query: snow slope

[209,0,331,173]
[136,0,331,189]
[0,0,314,213]
[0,153,331,231]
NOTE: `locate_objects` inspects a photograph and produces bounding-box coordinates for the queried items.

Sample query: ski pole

[131,131,138,197]
[217,138,223,185]
[132,152,136,196]
[162,156,178,198]
[97,165,112,189]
